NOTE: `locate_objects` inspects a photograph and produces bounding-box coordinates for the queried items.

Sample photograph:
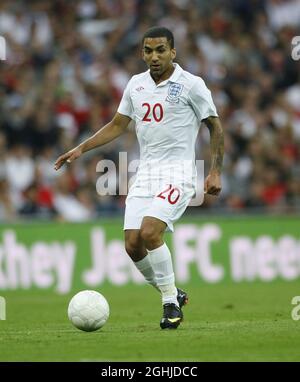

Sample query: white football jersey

[117,63,218,196]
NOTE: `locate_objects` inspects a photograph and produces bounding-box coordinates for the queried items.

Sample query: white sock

[147,243,178,306]
[134,256,160,291]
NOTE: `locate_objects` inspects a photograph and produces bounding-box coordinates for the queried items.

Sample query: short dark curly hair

[142,26,174,49]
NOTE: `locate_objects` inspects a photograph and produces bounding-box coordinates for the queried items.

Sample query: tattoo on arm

[204,116,224,174]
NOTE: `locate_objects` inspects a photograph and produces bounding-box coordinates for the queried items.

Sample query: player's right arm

[54,112,131,170]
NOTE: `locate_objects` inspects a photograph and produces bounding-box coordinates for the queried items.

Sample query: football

[68,290,110,332]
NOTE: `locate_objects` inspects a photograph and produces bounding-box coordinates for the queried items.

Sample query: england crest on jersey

[166,83,184,103]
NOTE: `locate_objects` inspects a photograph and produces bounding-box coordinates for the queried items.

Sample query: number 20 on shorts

[157,184,180,205]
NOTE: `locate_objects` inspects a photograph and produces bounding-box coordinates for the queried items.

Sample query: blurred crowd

[0,0,300,222]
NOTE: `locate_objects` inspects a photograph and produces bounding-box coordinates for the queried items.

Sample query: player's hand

[204,171,222,196]
[54,147,82,171]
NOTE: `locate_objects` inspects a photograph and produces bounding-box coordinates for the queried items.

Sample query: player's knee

[140,225,159,245]
[125,238,142,260]
[125,240,137,257]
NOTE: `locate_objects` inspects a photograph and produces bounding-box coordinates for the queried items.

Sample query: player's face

[142,37,176,78]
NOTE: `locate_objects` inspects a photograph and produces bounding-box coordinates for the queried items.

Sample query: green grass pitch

[1,281,300,361]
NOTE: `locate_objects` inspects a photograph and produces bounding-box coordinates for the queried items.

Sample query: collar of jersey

[147,63,183,87]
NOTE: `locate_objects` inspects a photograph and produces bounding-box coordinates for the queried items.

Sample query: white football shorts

[123,184,195,232]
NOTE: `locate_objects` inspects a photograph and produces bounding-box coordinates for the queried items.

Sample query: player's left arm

[203,116,224,196]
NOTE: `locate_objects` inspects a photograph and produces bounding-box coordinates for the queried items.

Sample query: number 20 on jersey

[142,103,164,122]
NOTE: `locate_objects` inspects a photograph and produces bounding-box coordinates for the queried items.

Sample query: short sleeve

[117,80,134,119]
[188,78,218,121]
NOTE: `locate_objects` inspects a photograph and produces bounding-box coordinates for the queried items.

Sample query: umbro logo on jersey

[166,83,183,103]
[135,86,144,92]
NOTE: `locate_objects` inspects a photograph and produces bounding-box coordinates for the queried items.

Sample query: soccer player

[55,27,224,329]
